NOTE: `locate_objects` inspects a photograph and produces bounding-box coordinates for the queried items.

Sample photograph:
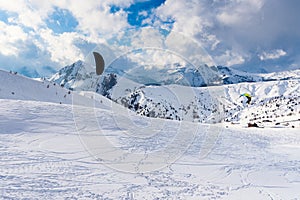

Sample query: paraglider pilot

[240,93,252,104]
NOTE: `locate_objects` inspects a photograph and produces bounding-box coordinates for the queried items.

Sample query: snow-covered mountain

[223,80,300,128]
[51,60,300,90]
[0,70,72,104]
[48,61,300,128]
[1,66,300,199]
[1,64,299,131]
[108,62,223,87]
[0,68,132,113]
[49,61,225,123]
[49,60,223,90]
[217,66,300,84]
[49,60,99,91]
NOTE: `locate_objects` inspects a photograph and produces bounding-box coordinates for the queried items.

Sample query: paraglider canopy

[240,93,251,98]
[93,52,105,75]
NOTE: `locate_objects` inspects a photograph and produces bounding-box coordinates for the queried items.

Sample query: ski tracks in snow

[1,99,300,199]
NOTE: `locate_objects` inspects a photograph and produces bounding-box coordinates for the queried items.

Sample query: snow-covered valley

[1,69,300,199]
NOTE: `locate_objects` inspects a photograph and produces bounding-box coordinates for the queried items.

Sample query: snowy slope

[94,72,300,127]
[0,69,118,111]
[0,70,72,104]
[223,79,300,128]
[1,67,300,199]
[4,66,299,128]
[1,96,300,199]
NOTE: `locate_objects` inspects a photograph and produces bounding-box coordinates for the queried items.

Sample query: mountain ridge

[47,61,300,127]
[51,60,300,89]
[1,61,299,128]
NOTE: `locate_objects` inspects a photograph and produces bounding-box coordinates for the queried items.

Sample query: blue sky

[0,0,299,77]
[46,7,79,34]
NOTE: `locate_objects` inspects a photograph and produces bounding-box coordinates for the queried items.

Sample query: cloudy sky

[0,0,299,76]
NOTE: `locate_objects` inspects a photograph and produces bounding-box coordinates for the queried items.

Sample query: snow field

[0,69,300,199]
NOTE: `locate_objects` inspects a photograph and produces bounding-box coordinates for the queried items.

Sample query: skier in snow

[240,93,252,104]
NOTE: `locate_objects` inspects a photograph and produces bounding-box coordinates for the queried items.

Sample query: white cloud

[165,31,214,66]
[154,0,268,67]
[216,0,265,26]
[201,33,220,51]
[139,10,148,17]
[215,50,245,66]
[153,0,300,71]
[0,0,134,70]
[154,0,220,65]
[259,49,287,60]
[131,28,164,48]
[0,21,28,56]
[155,0,210,37]
[0,0,299,73]
[66,1,130,41]
[0,0,132,42]
[39,29,85,65]
[127,48,188,69]
[107,27,214,69]
[0,1,50,30]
